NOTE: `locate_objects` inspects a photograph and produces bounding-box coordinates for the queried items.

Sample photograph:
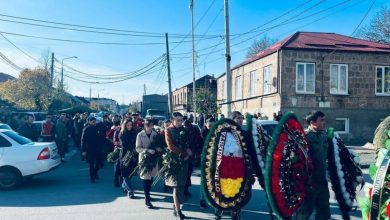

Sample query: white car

[0,123,12,130]
[242,119,278,136]
[256,120,278,137]
[0,129,61,190]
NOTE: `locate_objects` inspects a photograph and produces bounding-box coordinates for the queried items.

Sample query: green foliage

[195,87,217,115]
[0,68,52,111]
[369,164,378,180]
[386,139,390,149]
[357,197,370,220]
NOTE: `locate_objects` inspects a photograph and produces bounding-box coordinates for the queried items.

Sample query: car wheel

[0,167,22,190]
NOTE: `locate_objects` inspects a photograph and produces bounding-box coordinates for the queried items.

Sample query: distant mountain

[0,72,16,83]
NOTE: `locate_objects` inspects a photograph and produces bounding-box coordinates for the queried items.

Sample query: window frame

[296,62,316,94]
[329,64,349,95]
[375,66,390,96]
[334,118,350,134]
[263,65,273,95]
[236,75,242,99]
[250,70,257,97]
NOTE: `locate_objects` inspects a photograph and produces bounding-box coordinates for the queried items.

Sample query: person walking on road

[55,115,68,162]
[295,110,330,220]
[41,115,55,142]
[119,120,138,199]
[136,119,161,209]
[81,117,103,183]
[165,112,192,220]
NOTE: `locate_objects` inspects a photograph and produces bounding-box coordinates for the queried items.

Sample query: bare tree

[41,48,52,70]
[357,7,390,44]
[246,35,278,58]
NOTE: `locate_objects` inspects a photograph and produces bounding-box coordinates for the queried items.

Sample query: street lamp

[61,56,78,91]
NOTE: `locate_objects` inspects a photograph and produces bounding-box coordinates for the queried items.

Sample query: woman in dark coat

[118,120,138,199]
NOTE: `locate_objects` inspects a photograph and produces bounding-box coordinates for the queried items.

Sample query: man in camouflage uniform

[295,110,330,220]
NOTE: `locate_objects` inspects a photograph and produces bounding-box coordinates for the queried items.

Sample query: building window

[263,65,272,94]
[330,64,348,95]
[376,66,390,95]
[334,118,349,134]
[236,76,242,99]
[222,80,227,100]
[250,70,257,97]
[296,62,315,94]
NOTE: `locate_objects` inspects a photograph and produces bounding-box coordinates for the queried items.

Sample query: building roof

[174,74,215,90]
[233,32,390,70]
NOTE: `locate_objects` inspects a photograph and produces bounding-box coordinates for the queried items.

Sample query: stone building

[217,32,390,144]
[172,74,216,115]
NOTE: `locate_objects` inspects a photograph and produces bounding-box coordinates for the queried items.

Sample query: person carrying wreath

[165,112,192,220]
[118,119,138,199]
[295,110,330,220]
[136,119,162,209]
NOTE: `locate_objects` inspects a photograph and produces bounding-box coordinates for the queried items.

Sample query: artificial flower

[220,178,243,198]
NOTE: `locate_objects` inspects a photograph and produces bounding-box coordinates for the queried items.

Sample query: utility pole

[190,0,197,120]
[144,84,146,96]
[89,85,92,106]
[165,33,173,116]
[224,0,232,117]
[50,52,54,88]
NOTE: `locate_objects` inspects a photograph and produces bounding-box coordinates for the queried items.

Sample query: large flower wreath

[201,118,253,210]
[359,116,390,220]
[327,128,364,220]
[264,112,313,219]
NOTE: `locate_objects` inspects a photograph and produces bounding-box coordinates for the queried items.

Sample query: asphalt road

[0,148,371,220]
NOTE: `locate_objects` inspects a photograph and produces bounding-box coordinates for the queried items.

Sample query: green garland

[107,147,121,163]
[161,151,184,178]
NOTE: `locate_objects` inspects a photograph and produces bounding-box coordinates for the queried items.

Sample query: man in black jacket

[18,115,39,142]
[81,117,103,183]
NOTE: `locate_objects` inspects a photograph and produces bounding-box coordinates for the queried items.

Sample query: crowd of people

[0,109,332,220]
[77,111,218,220]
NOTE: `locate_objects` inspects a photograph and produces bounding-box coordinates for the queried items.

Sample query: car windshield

[262,124,277,136]
[0,124,12,130]
[147,110,164,115]
[3,131,33,145]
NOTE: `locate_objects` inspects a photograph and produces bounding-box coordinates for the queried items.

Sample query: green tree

[357,7,390,44]
[0,68,52,111]
[246,35,278,58]
[195,87,217,116]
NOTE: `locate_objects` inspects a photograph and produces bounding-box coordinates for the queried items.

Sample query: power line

[0,17,221,40]
[170,0,219,52]
[0,13,221,38]
[59,54,167,82]
[0,30,197,46]
[55,54,166,78]
[176,0,362,76]
[0,33,43,65]
[63,57,166,84]
[0,52,23,71]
